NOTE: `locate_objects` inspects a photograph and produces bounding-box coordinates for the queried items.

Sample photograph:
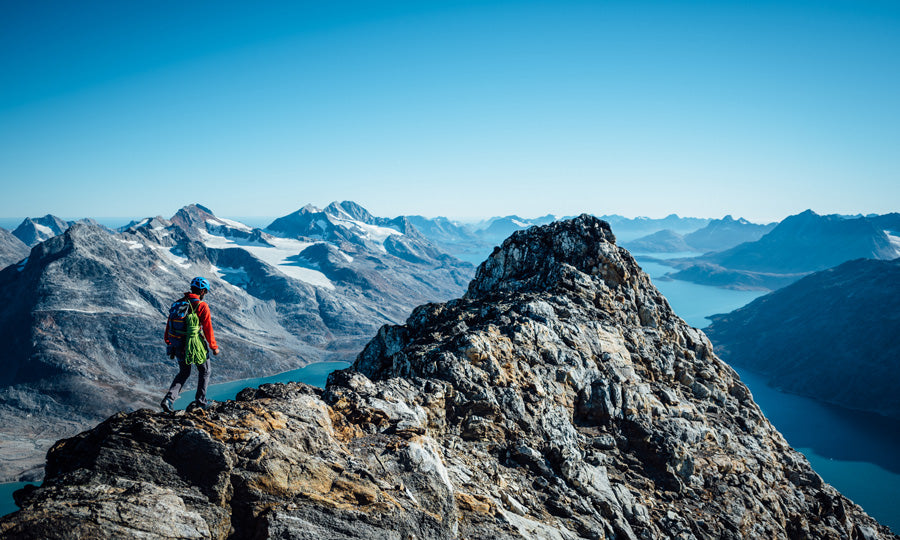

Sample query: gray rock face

[2,215,894,539]
[706,257,900,419]
[0,228,29,269]
[11,215,70,247]
[0,203,471,481]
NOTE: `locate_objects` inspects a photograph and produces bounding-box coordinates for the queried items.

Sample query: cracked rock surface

[2,215,895,539]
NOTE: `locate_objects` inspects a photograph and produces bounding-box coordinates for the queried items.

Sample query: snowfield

[34,223,54,238]
[886,230,900,257]
[332,217,402,245]
[201,230,335,290]
[116,239,144,250]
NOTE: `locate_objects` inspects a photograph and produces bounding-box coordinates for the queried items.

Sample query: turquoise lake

[3,257,898,532]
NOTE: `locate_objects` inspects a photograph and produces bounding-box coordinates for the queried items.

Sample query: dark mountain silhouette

[706,257,900,419]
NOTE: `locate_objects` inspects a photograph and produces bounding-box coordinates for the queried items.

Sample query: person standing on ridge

[160,276,220,412]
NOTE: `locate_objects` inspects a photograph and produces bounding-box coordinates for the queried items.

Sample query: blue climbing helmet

[190,276,210,292]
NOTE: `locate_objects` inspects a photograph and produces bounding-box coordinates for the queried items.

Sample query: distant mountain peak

[325,201,374,224]
[11,214,70,247]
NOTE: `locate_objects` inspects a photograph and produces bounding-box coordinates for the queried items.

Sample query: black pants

[163,353,211,406]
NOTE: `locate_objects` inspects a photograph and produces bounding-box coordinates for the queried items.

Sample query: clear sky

[1,0,898,223]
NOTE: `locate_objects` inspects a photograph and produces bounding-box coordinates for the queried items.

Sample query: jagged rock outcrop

[2,215,894,539]
[706,257,900,419]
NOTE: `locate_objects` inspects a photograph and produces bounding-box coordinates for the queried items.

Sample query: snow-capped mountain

[11,215,70,246]
[0,202,472,481]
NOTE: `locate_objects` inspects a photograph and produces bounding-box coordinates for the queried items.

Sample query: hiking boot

[160,398,174,413]
[186,400,208,412]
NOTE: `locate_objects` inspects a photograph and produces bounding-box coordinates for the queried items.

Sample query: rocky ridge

[2,215,894,539]
[667,210,900,290]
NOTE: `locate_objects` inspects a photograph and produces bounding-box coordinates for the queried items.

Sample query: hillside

[0,229,29,269]
[705,257,900,419]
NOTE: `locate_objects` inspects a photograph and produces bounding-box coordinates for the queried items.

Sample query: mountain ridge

[1,215,893,539]
[665,210,899,290]
[0,202,472,481]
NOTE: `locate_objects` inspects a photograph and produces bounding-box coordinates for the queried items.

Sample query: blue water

[0,483,33,518]
[736,369,900,532]
[633,256,765,329]
[173,361,350,409]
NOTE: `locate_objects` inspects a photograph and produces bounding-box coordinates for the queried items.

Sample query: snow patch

[163,247,191,269]
[34,223,54,238]
[511,219,530,228]
[886,231,900,257]
[331,217,402,246]
[117,238,144,250]
[16,258,28,272]
[201,231,335,290]
[213,216,253,232]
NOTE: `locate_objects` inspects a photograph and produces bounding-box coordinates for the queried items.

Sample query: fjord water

[634,254,900,532]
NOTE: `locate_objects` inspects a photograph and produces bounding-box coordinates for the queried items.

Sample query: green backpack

[183,300,207,365]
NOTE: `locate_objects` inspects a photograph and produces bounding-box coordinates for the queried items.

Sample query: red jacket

[164,293,218,351]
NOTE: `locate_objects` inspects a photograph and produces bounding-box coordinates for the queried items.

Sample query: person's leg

[194,356,211,407]
[164,357,192,403]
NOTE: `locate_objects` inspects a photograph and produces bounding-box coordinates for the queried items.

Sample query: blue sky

[1,0,898,223]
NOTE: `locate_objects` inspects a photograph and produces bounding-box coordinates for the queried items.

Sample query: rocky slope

[2,215,893,539]
[705,257,900,419]
[0,203,471,481]
[0,228,29,269]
